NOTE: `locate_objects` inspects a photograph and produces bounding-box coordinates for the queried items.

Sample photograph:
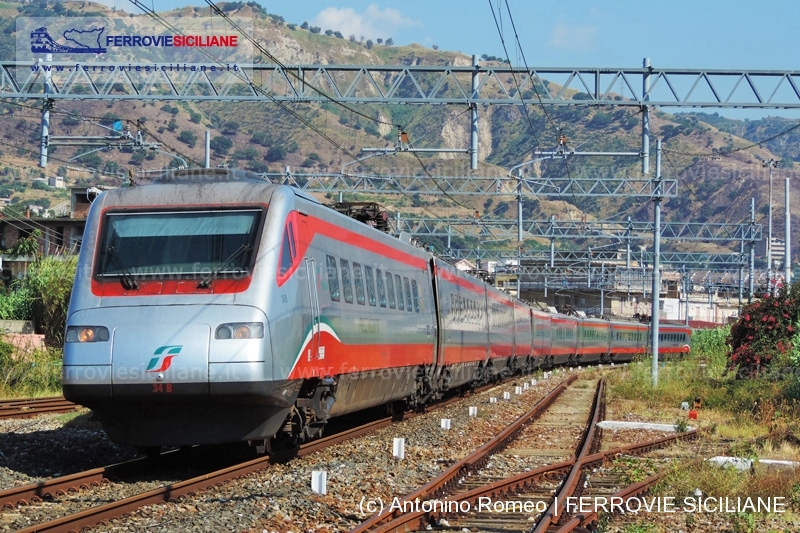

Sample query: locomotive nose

[111,322,211,398]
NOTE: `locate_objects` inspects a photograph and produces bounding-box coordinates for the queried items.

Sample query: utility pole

[749,199,756,300]
[764,159,778,295]
[786,175,792,288]
[642,57,652,175]
[39,54,53,168]
[651,139,662,387]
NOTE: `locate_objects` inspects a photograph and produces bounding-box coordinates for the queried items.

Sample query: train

[62,168,691,451]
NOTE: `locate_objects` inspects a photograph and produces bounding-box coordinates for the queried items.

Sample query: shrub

[726,284,800,376]
[18,255,78,347]
[178,130,197,148]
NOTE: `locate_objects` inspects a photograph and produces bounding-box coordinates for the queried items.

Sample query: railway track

[2,372,523,532]
[348,376,700,533]
[0,397,78,420]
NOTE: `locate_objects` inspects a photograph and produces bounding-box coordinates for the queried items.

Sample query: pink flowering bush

[726,283,800,377]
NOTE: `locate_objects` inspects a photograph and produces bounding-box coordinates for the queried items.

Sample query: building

[0,186,108,280]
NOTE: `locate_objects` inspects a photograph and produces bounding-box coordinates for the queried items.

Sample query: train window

[326,255,340,302]
[97,209,261,282]
[376,268,386,308]
[385,271,396,309]
[279,220,296,276]
[394,274,404,310]
[364,266,376,306]
[411,280,420,312]
[353,263,365,305]
[340,259,353,304]
[403,278,413,312]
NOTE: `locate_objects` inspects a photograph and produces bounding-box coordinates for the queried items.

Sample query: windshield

[96,209,262,280]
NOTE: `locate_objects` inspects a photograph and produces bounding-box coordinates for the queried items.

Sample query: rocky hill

[0,0,797,261]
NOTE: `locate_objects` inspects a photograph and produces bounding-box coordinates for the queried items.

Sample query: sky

[100,1,800,118]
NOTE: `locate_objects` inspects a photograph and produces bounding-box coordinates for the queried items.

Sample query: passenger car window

[365,266,377,306]
[352,262,365,305]
[376,268,386,308]
[326,255,340,302]
[385,271,396,309]
[340,259,353,304]
[403,277,413,312]
[394,274,404,310]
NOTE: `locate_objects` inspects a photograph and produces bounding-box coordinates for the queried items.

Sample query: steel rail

[359,430,698,533]
[13,416,392,533]
[533,379,606,532]
[553,473,666,532]
[10,376,513,532]
[348,374,579,532]
[0,398,78,420]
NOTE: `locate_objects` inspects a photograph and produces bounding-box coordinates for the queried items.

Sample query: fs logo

[146,345,182,373]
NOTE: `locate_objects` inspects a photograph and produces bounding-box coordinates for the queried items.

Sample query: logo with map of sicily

[30,26,106,54]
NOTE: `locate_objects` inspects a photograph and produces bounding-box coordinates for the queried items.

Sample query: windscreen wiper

[197,243,253,288]
[105,246,139,290]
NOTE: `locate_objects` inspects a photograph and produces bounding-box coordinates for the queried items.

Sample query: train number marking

[152,383,173,393]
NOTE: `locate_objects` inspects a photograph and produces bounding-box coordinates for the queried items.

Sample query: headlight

[66,326,110,343]
[215,322,264,340]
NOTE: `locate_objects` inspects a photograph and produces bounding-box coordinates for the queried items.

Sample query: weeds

[0,336,62,397]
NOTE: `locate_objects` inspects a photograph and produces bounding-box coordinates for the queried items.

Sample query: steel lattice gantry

[393,217,761,242]
[9,62,800,108]
[443,248,748,266]
[266,172,679,197]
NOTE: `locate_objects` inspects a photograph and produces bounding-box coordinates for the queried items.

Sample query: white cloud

[548,21,597,51]
[311,4,421,41]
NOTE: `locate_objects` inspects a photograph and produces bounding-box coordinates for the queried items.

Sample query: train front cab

[63,178,300,448]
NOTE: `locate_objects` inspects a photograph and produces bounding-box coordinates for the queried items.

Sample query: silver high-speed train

[63,169,689,450]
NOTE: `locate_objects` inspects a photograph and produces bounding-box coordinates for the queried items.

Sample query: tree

[221,121,240,135]
[232,147,258,160]
[7,229,41,259]
[189,111,202,124]
[366,39,373,49]
[250,132,271,146]
[210,135,233,154]
[265,145,286,162]
[385,37,394,46]
[178,130,197,148]
[300,21,309,29]
[325,29,333,36]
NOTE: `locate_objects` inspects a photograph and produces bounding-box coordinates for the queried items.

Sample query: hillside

[0,0,797,261]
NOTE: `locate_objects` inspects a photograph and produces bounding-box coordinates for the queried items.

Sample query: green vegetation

[607,324,800,531]
[0,337,62,396]
[726,283,800,376]
[20,255,78,347]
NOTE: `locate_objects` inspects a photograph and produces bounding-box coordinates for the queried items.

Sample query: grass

[603,327,800,530]
[0,337,62,398]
